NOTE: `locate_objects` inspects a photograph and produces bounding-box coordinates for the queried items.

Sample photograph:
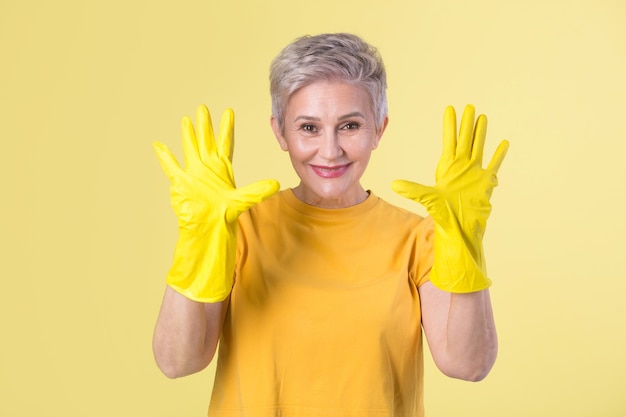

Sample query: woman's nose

[318,131,343,160]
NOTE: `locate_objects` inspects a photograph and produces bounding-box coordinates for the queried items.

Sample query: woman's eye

[301,124,317,133]
[341,122,360,130]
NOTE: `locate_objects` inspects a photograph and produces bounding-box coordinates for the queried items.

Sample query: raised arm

[153,287,229,378]
[393,104,508,380]
[419,282,497,381]
[151,105,279,378]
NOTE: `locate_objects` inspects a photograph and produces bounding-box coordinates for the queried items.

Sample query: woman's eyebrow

[294,115,320,122]
[293,112,366,122]
[338,112,366,120]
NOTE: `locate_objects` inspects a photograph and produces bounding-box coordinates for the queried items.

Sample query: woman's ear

[270,115,288,151]
[372,116,389,150]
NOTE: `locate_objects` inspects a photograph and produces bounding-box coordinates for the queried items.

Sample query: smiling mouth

[310,163,351,179]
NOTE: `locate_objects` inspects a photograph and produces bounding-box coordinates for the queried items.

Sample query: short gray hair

[270,33,388,134]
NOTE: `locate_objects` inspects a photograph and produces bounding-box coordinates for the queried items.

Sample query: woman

[152,33,508,416]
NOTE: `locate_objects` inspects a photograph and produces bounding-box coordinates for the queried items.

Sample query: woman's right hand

[153,105,280,302]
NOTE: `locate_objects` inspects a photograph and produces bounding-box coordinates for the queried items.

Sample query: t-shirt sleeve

[411,215,435,287]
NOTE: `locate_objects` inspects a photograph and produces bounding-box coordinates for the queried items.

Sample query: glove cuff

[429,223,491,293]
[165,222,237,303]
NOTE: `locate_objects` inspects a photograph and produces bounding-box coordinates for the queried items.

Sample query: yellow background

[1,0,625,416]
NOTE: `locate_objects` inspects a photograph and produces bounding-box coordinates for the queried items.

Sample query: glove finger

[181,115,200,170]
[486,139,510,175]
[441,106,457,161]
[456,104,475,159]
[225,179,281,222]
[217,108,235,163]
[391,179,435,204]
[153,141,182,180]
[471,114,488,166]
[196,105,217,165]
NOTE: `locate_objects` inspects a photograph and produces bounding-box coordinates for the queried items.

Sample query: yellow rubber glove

[153,105,280,302]
[392,105,509,293]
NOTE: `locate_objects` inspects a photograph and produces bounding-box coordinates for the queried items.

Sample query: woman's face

[271,80,387,208]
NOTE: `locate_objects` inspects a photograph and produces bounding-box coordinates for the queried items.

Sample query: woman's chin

[294,183,366,208]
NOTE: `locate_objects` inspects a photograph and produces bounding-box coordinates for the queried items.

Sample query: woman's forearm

[152,286,228,378]
[444,289,498,381]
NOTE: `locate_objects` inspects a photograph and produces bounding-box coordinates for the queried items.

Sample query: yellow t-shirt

[209,190,434,417]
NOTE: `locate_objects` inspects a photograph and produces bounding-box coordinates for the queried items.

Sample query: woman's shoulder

[371,193,431,226]
[239,189,286,221]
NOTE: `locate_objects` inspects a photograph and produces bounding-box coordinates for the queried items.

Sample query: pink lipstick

[310,164,350,179]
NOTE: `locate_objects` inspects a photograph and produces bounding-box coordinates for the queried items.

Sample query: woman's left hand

[392,104,509,293]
